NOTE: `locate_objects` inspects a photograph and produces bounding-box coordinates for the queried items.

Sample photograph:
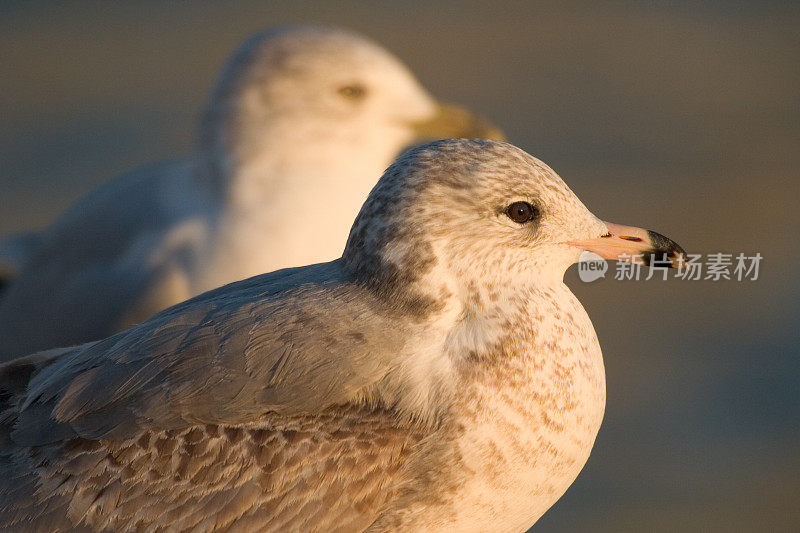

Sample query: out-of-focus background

[1,1,797,531]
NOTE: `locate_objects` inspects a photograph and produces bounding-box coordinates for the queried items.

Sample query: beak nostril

[569,223,685,268]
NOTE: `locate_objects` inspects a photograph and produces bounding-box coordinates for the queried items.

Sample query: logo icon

[577,251,608,282]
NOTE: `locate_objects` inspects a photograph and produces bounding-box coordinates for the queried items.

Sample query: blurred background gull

[0,1,797,531]
[0,24,503,359]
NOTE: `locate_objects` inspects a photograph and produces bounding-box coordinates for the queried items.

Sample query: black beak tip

[644,230,687,269]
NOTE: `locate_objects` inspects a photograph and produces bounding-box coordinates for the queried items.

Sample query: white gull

[0,25,502,361]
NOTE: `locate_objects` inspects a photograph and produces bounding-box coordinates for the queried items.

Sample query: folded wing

[5,260,407,447]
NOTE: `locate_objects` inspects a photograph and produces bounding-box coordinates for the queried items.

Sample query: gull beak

[411,103,505,141]
[567,221,687,268]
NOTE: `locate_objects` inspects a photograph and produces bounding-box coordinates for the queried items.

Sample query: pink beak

[566,221,686,268]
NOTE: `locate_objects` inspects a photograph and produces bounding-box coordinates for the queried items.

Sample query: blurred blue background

[1,1,797,531]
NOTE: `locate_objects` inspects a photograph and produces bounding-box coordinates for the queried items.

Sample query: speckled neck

[436,283,607,530]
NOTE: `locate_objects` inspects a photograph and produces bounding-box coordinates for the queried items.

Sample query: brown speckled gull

[0,140,685,532]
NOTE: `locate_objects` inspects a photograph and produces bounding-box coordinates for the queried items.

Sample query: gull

[0,25,503,361]
[0,140,685,532]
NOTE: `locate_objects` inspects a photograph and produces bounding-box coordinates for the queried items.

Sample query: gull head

[343,139,685,314]
[199,25,503,178]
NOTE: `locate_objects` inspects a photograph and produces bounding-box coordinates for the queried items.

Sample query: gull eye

[505,201,538,224]
[337,84,367,100]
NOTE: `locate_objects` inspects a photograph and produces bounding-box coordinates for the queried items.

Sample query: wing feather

[10,260,408,445]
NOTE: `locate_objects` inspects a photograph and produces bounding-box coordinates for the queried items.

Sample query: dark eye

[505,201,538,224]
[337,84,367,100]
